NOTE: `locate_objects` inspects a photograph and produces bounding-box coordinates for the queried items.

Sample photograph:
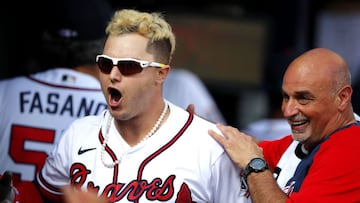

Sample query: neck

[101,101,169,168]
[114,101,169,146]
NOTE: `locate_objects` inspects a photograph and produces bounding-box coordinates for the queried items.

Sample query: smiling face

[281,48,353,147]
[99,33,168,121]
[282,63,337,145]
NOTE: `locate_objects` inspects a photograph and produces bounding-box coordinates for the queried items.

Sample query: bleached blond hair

[105,9,176,64]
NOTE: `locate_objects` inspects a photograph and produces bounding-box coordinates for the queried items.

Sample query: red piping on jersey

[98,112,194,183]
[137,113,194,180]
[98,112,194,203]
[37,171,63,194]
[98,129,120,183]
[27,76,102,91]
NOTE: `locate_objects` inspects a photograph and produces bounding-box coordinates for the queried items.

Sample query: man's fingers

[208,129,227,145]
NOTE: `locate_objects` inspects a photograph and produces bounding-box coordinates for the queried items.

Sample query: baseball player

[0,67,107,181]
[0,0,110,185]
[36,101,247,202]
[29,9,250,203]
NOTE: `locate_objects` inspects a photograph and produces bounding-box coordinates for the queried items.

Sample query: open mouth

[290,120,308,127]
[108,87,122,105]
[289,119,308,133]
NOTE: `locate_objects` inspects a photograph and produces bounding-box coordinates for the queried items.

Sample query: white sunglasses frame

[96,54,167,69]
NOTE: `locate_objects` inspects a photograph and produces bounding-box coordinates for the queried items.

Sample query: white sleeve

[211,152,251,203]
[37,124,74,195]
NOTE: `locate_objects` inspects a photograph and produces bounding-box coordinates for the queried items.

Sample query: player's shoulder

[169,101,219,138]
[30,68,101,89]
[55,110,108,153]
[0,75,31,97]
[31,68,78,79]
[68,110,107,130]
[0,75,28,85]
[166,101,226,160]
[187,110,228,160]
[166,101,216,132]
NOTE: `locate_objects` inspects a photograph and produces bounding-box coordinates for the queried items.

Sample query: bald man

[209,48,360,202]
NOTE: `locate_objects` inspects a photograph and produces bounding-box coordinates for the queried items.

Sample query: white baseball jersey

[37,101,249,203]
[0,68,107,182]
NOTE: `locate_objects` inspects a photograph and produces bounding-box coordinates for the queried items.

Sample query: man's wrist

[243,157,269,184]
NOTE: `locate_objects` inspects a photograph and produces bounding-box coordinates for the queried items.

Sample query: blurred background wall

[1,0,360,129]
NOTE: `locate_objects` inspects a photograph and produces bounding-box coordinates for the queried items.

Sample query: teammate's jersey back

[0,68,107,182]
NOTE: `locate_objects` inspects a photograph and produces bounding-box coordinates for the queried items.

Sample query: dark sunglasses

[96,54,167,76]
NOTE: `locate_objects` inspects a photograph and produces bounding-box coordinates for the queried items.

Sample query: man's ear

[337,85,352,111]
[157,65,170,84]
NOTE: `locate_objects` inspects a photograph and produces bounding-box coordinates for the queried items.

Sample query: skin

[99,33,170,146]
[282,48,354,147]
[61,30,173,203]
[209,48,356,202]
[62,186,108,203]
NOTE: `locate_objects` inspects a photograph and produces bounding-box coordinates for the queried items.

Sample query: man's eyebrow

[282,90,314,97]
[294,90,314,98]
